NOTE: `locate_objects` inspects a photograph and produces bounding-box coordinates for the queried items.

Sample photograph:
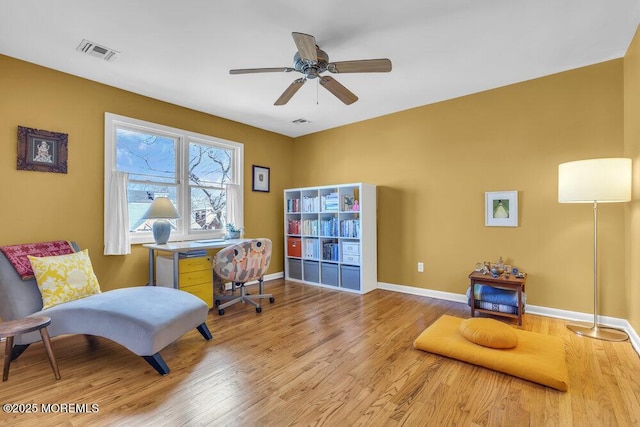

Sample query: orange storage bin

[287,237,301,257]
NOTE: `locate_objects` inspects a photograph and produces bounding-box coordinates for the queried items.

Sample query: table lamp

[558,157,632,341]
[142,197,181,245]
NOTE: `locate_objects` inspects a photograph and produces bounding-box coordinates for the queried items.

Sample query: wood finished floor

[1,279,639,426]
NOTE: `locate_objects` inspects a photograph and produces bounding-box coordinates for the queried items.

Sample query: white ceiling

[1,1,640,138]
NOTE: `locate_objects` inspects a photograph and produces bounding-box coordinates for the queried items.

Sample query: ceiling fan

[229,32,392,106]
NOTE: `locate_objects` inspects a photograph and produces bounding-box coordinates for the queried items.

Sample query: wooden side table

[468,271,527,325]
[0,316,60,381]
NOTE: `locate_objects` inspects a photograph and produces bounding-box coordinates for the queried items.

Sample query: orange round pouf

[459,317,518,349]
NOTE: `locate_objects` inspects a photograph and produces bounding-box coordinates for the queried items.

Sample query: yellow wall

[0,52,633,324]
[0,54,293,290]
[294,60,628,318]
[624,27,640,333]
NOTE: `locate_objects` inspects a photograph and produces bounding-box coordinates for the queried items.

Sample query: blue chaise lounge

[0,241,212,375]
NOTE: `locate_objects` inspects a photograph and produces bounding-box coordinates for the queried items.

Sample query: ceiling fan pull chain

[316,79,319,105]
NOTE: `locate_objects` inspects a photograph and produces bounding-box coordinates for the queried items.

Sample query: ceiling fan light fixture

[229,32,392,105]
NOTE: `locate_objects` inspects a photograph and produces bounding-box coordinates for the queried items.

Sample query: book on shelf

[302,196,320,212]
[303,239,320,259]
[288,219,301,235]
[321,192,339,211]
[287,198,300,213]
[322,242,339,261]
[321,217,339,237]
[302,219,319,235]
[340,219,360,238]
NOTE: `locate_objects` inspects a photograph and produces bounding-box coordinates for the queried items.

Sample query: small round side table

[0,316,61,381]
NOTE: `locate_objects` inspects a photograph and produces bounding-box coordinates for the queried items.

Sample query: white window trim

[105,112,244,245]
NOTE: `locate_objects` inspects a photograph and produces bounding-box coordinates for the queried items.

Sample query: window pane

[189,142,232,186]
[105,113,243,244]
[127,183,178,233]
[190,187,225,231]
[116,128,177,183]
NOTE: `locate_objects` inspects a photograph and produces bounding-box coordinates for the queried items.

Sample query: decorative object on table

[225,223,242,239]
[488,257,504,277]
[483,261,491,273]
[485,191,518,227]
[142,197,181,245]
[252,165,270,192]
[17,125,68,174]
[558,157,632,342]
[414,315,569,391]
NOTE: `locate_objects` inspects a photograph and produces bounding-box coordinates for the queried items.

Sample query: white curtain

[104,171,131,255]
[227,183,243,231]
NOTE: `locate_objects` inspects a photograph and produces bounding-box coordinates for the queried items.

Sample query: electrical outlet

[417,262,424,273]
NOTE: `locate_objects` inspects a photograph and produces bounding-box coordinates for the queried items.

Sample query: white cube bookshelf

[284,183,377,294]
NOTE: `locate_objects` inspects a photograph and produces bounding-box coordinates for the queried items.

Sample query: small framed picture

[17,126,68,174]
[485,191,518,227]
[252,165,270,192]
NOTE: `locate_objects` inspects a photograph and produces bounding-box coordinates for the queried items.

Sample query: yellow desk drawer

[181,282,213,308]
[179,269,213,286]
[156,255,213,288]
[178,256,212,273]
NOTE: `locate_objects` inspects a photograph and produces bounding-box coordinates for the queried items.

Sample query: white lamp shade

[142,197,181,219]
[558,158,632,203]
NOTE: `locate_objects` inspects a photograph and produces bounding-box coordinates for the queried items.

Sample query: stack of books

[322,242,339,261]
[340,219,360,238]
[288,219,301,234]
[179,250,208,258]
[303,239,320,259]
[321,217,339,236]
[287,198,300,213]
[302,196,319,212]
[302,219,319,235]
[321,192,339,211]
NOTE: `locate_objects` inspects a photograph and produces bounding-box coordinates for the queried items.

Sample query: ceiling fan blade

[230,67,295,74]
[292,32,317,62]
[328,59,392,73]
[274,78,306,105]
[319,76,358,105]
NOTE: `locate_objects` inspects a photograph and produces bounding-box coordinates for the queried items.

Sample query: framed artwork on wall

[485,191,518,227]
[17,126,68,174]
[252,165,270,192]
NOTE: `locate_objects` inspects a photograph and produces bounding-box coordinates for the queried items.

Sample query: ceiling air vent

[292,118,311,124]
[76,39,120,62]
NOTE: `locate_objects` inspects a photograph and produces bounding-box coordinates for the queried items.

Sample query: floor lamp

[558,158,632,342]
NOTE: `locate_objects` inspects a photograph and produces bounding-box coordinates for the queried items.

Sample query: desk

[143,239,247,289]
[468,271,527,326]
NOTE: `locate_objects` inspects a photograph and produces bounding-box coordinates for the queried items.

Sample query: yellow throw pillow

[459,317,518,349]
[28,249,101,310]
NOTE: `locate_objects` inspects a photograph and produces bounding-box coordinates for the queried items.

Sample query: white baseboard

[377,281,640,355]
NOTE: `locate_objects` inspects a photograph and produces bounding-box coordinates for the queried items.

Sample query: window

[105,113,243,244]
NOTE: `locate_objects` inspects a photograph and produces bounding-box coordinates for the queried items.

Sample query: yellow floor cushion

[414,315,569,391]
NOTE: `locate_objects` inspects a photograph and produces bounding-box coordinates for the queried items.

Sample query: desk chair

[213,239,274,315]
